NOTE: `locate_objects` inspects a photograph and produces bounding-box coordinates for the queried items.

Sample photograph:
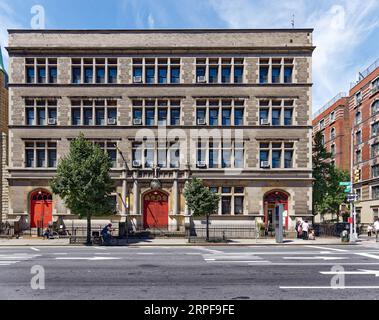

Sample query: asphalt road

[0,243,379,300]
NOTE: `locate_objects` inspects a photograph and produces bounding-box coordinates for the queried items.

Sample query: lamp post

[116,147,130,243]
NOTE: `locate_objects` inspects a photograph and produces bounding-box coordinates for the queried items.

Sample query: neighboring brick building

[312,93,350,171]
[0,47,9,226]
[349,59,379,224]
[5,29,314,232]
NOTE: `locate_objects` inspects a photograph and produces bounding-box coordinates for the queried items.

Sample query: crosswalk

[0,253,40,267]
[202,253,270,264]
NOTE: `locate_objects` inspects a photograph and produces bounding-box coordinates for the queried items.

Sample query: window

[371,143,379,158]
[331,144,336,157]
[196,99,245,126]
[94,141,117,168]
[372,165,379,178]
[372,100,379,115]
[210,187,244,215]
[356,150,362,163]
[196,108,206,125]
[372,186,379,200]
[330,128,336,140]
[222,109,231,126]
[259,99,294,126]
[209,109,219,126]
[234,108,244,126]
[319,119,325,129]
[197,139,244,169]
[196,58,244,84]
[284,66,293,83]
[132,140,181,168]
[260,142,294,169]
[356,131,361,144]
[259,58,269,84]
[330,111,335,122]
[132,58,180,84]
[234,186,244,215]
[25,99,57,126]
[25,141,57,168]
[259,58,295,84]
[355,111,361,125]
[133,99,181,126]
[26,58,57,84]
[71,58,118,84]
[71,99,117,126]
[372,78,379,94]
[372,121,379,137]
[355,91,362,105]
[271,65,281,83]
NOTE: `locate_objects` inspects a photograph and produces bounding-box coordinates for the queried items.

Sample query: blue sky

[0,0,378,113]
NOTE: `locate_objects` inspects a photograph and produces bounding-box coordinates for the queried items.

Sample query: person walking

[301,220,309,240]
[374,219,379,242]
[101,223,113,245]
[296,219,303,239]
[367,224,373,237]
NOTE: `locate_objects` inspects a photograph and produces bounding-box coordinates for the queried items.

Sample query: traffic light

[354,169,361,183]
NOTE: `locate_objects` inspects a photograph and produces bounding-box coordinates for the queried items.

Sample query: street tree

[50,133,115,245]
[312,131,333,216]
[183,178,220,241]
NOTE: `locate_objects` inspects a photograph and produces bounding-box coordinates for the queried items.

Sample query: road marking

[320,269,379,277]
[30,247,40,252]
[53,253,68,255]
[307,245,348,252]
[355,253,379,260]
[93,247,106,250]
[206,260,271,263]
[283,256,348,261]
[56,256,121,261]
[280,286,379,289]
[194,247,224,254]
[137,253,155,255]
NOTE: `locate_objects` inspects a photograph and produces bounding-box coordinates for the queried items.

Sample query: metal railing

[312,92,347,119]
[350,58,379,89]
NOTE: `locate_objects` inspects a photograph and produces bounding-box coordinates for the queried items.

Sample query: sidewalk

[0,236,372,246]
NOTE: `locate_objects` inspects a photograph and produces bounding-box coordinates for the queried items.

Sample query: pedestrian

[367,224,373,237]
[101,223,112,245]
[42,228,50,240]
[301,220,309,240]
[374,219,379,242]
[308,228,315,240]
[296,219,303,239]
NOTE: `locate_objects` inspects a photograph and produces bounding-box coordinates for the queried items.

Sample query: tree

[50,133,115,245]
[312,131,333,216]
[183,178,220,241]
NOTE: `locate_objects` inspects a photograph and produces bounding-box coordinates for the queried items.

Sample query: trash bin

[340,230,349,242]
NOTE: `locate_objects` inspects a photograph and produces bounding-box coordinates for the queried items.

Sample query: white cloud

[147,13,155,29]
[209,0,379,112]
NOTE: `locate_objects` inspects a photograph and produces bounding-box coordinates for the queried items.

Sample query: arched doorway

[264,190,289,230]
[143,190,169,229]
[30,190,53,228]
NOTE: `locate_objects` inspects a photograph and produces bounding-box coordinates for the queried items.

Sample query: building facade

[312,93,350,171]
[0,47,8,226]
[6,29,314,232]
[350,59,379,224]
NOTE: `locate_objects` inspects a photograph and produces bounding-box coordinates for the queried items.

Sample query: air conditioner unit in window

[133,76,142,83]
[47,118,56,125]
[260,119,270,125]
[133,118,142,125]
[197,118,206,125]
[132,160,142,168]
[197,76,206,83]
[197,161,207,168]
[260,161,270,168]
[107,118,117,125]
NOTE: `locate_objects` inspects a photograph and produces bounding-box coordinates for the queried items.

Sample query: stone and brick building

[349,59,379,224]
[5,29,314,232]
[312,93,350,171]
[0,47,8,226]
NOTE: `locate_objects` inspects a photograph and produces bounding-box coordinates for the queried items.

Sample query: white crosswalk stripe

[202,253,270,264]
[0,254,40,267]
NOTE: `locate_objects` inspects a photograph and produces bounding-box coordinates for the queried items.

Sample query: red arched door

[30,191,53,228]
[264,191,289,230]
[143,191,168,229]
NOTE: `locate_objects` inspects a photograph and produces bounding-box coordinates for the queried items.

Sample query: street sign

[344,186,352,193]
[339,182,351,186]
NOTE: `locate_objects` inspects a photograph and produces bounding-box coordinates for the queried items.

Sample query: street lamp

[116,147,130,243]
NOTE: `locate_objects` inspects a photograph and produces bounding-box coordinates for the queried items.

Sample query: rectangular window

[158,146,167,168]
[170,67,180,84]
[284,150,293,168]
[271,66,281,83]
[272,150,281,168]
[170,108,180,126]
[158,67,167,84]
[145,67,155,84]
[144,143,155,168]
[197,109,206,125]
[209,109,219,126]
[95,108,105,125]
[209,67,218,83]
[260,109,269,124]
[221,66,231,83]
[108,67,117,84]
[107,108,117,125]
[72,108,81,125]
[259,66,269,84]
[37,67,46,84]
[372,186,379,200]
[372,143,379,158]
[234,141,244,168]
[96,67,105,83]
[72,67,81,84]
[372,122,379,136]
[158,108,167,126]
[169,142,180,168]
[284,66,293,83]
[372,165,379,178]
[26,148,34,167]
[145,108,155,126]
[209,140,219,168]
[37,109,46,126]
[48,67,57,84]
[234,66,243,83]
[284,109,293,126]
[84,67,93,83]
[196,67,206,81]
[272,109,281,126]
[222,109,231,126]
[222,196,231,215]
[234,108,244,126]
[133,67,142,79]
[48,149,57,168]
[133,109,143,124]
[26,67,35,83]
[222,142,232,168]
[83,108,93,125]
[26,108,35,125]
[234,196,244,215]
